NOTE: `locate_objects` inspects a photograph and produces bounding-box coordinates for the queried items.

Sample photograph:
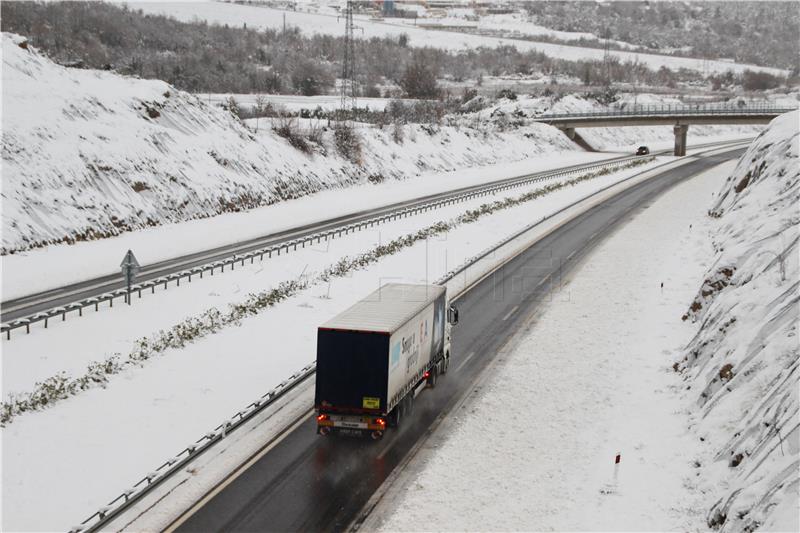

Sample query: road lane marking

[454,351,476,373]
[502,305,519,321]
[537,274,551,287]
[566,250,577,260]
[590,231,599,240]
[163,409,314,533]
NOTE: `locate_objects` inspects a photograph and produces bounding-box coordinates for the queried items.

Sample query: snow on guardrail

[2,153,655,340]
[70,362,316,533]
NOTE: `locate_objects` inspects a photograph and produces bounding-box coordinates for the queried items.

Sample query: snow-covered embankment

[1,32,576,255]
[680,110,799,531]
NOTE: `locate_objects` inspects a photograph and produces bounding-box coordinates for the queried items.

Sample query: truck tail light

[375,417,386,427]
[424,371,430,379]
[317,414,329,422]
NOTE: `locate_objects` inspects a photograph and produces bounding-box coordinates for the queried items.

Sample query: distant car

[636,146,650,155]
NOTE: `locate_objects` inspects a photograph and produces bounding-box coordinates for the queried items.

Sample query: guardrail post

[110,298,113,308]
[44,317,48,328]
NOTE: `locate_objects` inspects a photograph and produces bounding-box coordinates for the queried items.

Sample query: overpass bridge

[534,105,795,155]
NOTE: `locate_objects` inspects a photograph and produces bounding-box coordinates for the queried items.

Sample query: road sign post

[120,250,141,305]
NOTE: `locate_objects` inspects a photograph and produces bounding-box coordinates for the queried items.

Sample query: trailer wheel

[427,366,438,388]
[404,393,414,415]
[389,405,402,428]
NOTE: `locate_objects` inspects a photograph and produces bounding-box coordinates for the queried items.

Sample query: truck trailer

[315,283,458,439]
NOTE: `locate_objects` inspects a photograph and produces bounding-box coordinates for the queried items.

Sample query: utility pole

[339,0,361,116]
[603,26,612,89]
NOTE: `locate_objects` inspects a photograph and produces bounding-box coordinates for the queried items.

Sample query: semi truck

[315,283,459,439]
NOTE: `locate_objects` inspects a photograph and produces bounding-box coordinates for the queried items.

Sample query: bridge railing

[536,105,797,120]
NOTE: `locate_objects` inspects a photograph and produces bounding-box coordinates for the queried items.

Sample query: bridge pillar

[674,124,688,156]
[562,127,576,139]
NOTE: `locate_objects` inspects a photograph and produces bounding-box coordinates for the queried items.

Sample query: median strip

[1,157,653,426]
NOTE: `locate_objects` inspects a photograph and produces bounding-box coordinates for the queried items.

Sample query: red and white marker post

[613,452,621,490]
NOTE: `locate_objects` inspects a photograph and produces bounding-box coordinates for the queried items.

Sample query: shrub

[392,121,404,144]
[305,120,324,146]
[273,117,311,154]
[334,122,362,164]
[497,88,517,100]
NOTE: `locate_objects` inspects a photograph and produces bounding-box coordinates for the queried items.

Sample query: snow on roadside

[0,158,659,532]
[1,151,612,301]
[678,110,799,532]
[376,159,735,531]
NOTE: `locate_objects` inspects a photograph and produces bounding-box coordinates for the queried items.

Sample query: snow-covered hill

[680,110,799,531]
[2,32,580,254]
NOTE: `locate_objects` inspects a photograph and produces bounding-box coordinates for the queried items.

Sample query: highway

[0,141,740,325]
[166,147,745,532]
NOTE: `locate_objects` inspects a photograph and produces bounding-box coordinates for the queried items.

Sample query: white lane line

[567,250,577,260]
[537,274,551,287]
[502,305,519,321]
[455,351,476,373]
[164,410,313,533]
[590,231,599,240]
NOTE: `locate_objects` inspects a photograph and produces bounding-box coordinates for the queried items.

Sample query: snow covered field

[371,112,800,532]
[375,159,734,531]
[132,1,786,76]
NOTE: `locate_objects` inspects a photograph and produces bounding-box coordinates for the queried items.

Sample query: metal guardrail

[2,153,660,341]
[70,139,749,532]
[535,105,796,121]
[436,139,752,289]
[71,362,317,533]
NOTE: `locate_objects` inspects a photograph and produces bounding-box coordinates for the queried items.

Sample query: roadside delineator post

[613,453,621,489]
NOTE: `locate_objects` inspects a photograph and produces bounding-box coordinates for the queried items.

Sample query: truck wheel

[389,405,402,428]
[404,393,414,415]
[427,366,438,387]
[441,353,450,374]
